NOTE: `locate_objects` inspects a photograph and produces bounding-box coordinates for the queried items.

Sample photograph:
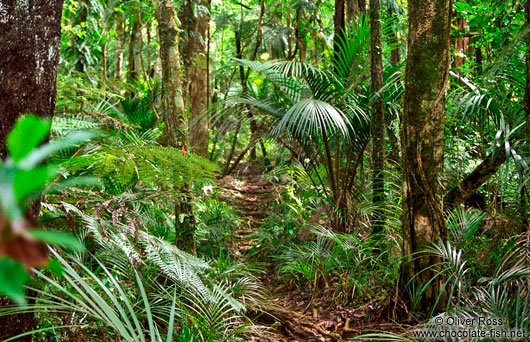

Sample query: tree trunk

[370,0,385,236]
[346,0,358,31]
[357,0,366,16]
[115,11,125,80]
[0,0,64,339]
[127,4,142,83]
[388,10,401,66]
[454,16,468,68]
[522,0,530,227]
[525,0,530,137]
[180,0,210,158]
[400,0,452,314]
[157,0,194,250]
[75,0,88,72]
[333,0,346,64]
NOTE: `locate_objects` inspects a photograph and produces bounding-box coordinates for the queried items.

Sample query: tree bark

[525,0,530,137]
[400,0,452,314]
[157,0,194,250]
[370,0,385,235]
[0,0,64,339]
[127,4,142,83]
[115,11,125,80]
[346,0,358,31]
[522,0,530,227]
[180,0,210,158]
[333,0,346,65]
[454,16,468,68]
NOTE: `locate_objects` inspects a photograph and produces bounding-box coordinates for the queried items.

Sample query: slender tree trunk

[370,0,385,236]
[75,0,88,72]
[157,0,194,249]
[400,0,452,314]
[454,16,468,68]
[357,0,366,16]
[522,0,530,228]
[0,0,64,339]
[115,11,124,80]
[346,0,358,31]
[180,0,210,158]
[525,0,530,137]
[389,11,401,66]
[333,0,346,64]
[127,4,141,82]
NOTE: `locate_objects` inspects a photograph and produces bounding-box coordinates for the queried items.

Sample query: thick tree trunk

[180,0,210,158]
[370,0,385,235]
[0,0,64,339]
[115,11,125,80]
[400,0,452,314]
[0,0,64,157]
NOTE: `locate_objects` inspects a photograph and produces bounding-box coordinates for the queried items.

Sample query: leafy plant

[0,115,90,303]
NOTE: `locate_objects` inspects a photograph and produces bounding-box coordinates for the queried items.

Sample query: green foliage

[68,144,219,192]
[194,199,241,256]
[0,115,90,304]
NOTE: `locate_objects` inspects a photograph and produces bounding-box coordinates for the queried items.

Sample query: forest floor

[218,164,405,342]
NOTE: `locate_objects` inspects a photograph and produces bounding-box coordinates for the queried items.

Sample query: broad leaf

[7,115,51,162]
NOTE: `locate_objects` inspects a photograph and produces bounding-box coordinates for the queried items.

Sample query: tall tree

[180,0,210,158]
[333,0,346,63]
[400,0,452,313]
[115,10,125,80]
[0,0,65,339]
[523,0,530,227]
[526,0,530,137]
[127,3,142,83]
[157,0,194,248]
[370,0,385,235]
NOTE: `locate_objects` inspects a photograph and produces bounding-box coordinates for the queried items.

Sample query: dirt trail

[217,164,383,342]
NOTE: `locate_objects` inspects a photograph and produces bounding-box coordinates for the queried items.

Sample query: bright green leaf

[0,257,28,305]
[7,115,51,162]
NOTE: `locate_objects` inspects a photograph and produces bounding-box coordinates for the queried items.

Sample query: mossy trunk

[370,0,385,236]
[400,0,452,315]
[180,0,210,158]
[0,0,64,339]
[115,11,125,80]
[157,0,194,250]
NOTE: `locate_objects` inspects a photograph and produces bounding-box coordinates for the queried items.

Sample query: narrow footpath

[218,164,391,342]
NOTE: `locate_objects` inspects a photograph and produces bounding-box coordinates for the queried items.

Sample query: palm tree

[219,19,374,232]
